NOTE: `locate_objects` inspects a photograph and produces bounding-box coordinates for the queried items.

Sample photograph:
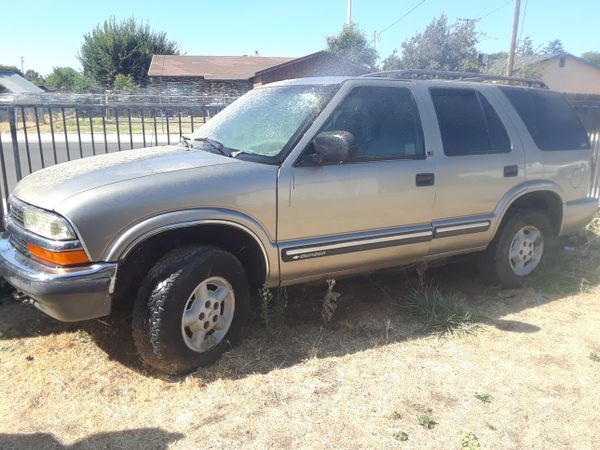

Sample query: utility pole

[506,0,521,76]
[347,0,352,26]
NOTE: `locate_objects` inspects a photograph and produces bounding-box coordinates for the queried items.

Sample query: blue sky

[2,0,598,75]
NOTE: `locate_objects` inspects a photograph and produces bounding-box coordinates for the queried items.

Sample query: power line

[378,0,428,36]
[476,0,500,18]
[478,0,513,21]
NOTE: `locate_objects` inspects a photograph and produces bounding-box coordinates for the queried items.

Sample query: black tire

[477,210,555,289]
[132,245,249,375]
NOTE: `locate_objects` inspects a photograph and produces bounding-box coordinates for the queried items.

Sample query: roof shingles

[148,55,295,80]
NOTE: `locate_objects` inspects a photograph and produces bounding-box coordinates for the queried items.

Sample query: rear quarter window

[500,87,590,151]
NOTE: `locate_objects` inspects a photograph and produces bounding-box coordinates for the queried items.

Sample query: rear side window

[430,88,511,156]
[500,87,590,151]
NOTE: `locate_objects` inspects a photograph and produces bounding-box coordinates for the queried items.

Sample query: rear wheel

[478,210,554,288]
[132,245,249,375]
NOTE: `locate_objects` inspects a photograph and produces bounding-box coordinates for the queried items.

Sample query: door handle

[416,173,435,187]
[504,165,518,177]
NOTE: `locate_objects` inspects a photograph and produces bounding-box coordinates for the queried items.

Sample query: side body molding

[103,208,279,286]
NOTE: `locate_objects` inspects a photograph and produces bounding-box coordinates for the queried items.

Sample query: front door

[277,84,436,284]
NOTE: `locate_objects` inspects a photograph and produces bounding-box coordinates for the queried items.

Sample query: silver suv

[1,72,597,374]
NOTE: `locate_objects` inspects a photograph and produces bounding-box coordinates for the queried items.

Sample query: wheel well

[111,224,268,312]
[501,191,563,236]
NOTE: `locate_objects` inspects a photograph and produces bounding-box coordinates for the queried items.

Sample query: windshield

[189,84,336,159]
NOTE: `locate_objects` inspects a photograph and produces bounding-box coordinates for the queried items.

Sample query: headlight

[20,204,76,241]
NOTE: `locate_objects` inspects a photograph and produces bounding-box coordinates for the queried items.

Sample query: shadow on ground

[1,237,598,381]
[0,428,184,449]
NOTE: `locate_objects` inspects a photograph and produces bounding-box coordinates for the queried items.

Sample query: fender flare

[103,208,277,284]
[490,180,564,237]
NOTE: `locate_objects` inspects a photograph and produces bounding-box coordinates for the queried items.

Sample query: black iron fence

[0,94,599,224]
[0,101,228,219]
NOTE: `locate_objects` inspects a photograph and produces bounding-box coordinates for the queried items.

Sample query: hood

[12,145,239,210]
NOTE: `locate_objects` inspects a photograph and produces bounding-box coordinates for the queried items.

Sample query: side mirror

[304,130,357,165]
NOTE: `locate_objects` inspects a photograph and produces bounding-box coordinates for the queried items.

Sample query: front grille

[6,198,32,258]
[8,199,24,227]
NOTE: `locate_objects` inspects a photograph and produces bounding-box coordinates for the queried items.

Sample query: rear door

[276,81,437,284]
[424,85,526,255]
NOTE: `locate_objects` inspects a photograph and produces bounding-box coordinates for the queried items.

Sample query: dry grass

[1,229,600,449]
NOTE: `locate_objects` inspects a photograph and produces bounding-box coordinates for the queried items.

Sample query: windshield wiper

[229,150,257,158]
[181,135,227,156]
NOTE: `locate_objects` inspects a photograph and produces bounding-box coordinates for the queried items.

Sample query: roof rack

[362,69,548,89]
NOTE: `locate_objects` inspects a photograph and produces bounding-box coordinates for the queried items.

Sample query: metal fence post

[8,108,22,182]
[0,132,9,229]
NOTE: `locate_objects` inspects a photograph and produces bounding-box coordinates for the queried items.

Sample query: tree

[487,51,508,63]
[326,24,378,68]
[79,17,180,87]
[542,39,564,55]
[24,69,44,85]
[381,50,401,71]
[582,51,600,66]
[0,64,23,76]
[511,62,543,80]
[112,73,137,92]
[382,15,480,72]
[45,67,95,92]
[517,36,537,56]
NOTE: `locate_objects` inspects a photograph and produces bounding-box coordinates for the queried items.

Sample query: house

[148,51,371,99]
[486,53,600,95]
[250,51,372,86]
[0,71,44,101]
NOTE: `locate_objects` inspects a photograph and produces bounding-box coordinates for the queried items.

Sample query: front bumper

[0,233,117,322]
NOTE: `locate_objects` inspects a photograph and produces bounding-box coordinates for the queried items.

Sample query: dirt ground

[0,230,599,449]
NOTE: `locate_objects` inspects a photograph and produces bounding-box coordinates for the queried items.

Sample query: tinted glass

[322,86,425,160]
[480,93,511,152]
[500,87,590,151]
[431,88,511,156]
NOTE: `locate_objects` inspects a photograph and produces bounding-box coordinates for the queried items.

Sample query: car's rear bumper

[560,197,599,236]
[0,233,117,322]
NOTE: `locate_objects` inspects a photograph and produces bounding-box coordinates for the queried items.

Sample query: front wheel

[132,245,249,375]
[478,210,554,288]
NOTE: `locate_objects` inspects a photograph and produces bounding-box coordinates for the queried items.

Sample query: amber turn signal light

[26,243,90,266]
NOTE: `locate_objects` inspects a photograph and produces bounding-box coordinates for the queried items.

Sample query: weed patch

[459,432,481,449]
[389,410,402,420]
[74,330,91,343]
[397,285,477,333]
[417,414,437,429]
[589,352,600,362]
[258,287,288,330]
[393,431,408,441]
[321,279,341,324]
[474,392,493,403]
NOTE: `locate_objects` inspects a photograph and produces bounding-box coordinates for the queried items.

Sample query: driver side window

[322,86,426,161]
